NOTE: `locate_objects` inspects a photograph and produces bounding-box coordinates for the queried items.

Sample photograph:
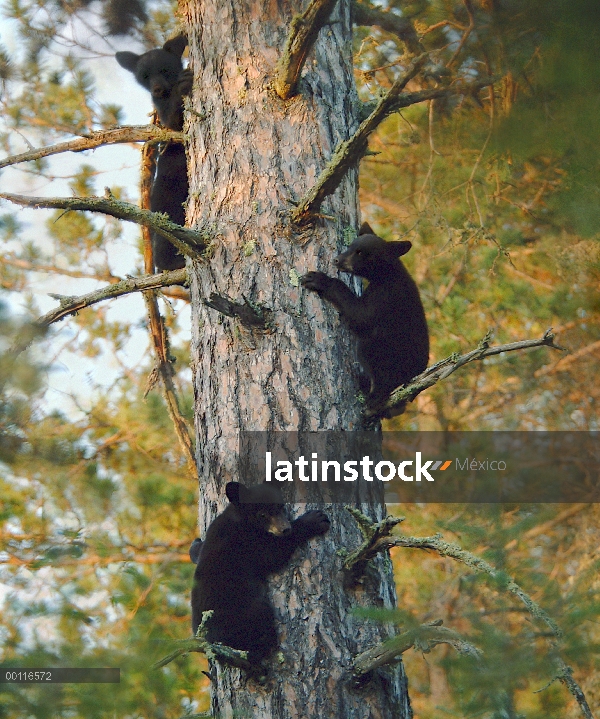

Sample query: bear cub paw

[300,271,333,294]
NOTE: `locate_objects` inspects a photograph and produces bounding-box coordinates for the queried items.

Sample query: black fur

[149,143,188,270]
[115,35,190,131]
[116,36,191,271]
[190,482,330,663]
[301,222,429,416]
[103,0,148,36]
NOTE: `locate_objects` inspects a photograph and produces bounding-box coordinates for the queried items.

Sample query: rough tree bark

[184,1,411,718]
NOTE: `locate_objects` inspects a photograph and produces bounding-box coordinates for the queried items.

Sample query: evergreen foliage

[0,0,597,717]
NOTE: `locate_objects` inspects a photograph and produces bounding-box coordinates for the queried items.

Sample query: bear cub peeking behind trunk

[190,482,330,664]
[301,222,429,417]
[116,35,191,272]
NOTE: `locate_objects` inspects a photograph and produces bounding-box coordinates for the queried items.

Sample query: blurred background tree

[0,0,598,717]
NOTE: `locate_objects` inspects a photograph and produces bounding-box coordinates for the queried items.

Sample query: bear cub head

[335,222,413,281]
[115,35,190,131]
[225,481,291,537]
[116,35,187,104]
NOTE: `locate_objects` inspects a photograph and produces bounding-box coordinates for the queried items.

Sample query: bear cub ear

[358,221,375,236]
[115,51,140,73]
[225,481,244,505]
[163,34,188,58]
[387,240,412,258]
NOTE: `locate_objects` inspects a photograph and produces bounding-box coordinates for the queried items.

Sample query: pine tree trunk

[183,1,411,716]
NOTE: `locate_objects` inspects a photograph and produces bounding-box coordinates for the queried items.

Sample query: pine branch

[369,328,565,419]
[554,658,595,719]
[534,338,600,377]
[352,1,423,53]
[140,135,159,277]
[390,533,595,718]
[518,504,588,543]
[154,612,258,675]
[343,509,595,718]
[447,0,476,68]
[40,270,188,328]
[352,621,480,679]
[274,0,339,99]
[0,125,184,170]
[342,507,405,583]
[5,269,187,360]
[292,55,481,222]
[162,285,190,301]
[0,189,207,261]
[153,638,255,673]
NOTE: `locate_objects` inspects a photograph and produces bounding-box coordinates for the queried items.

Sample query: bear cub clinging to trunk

[301,222,429,416]
[190,482,330,664]
[116,35,191,272]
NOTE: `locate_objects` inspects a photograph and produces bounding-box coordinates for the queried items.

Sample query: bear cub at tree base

[116,35,191,272]
[301,222,429,417]
[190,482,330,664]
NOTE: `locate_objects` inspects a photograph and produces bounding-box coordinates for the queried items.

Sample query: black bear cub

[301,222,429,416]
[190,482,330,664]
[116,35,191,271]
[115,34,190,132]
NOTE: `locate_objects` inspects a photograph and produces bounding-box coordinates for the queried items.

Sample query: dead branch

[372,328,565,418]
[0,125,184,170]
[554,658,595,719]
[154,638,255,673]
[0,190,207,262]
[154,611,257,675]
[138,134,196,478]
[352,1,423,54]
[342,506,405,583]
[203,292,273,331]
[292,54,428,221]
[274,0,339,99]
[142,290,197,478]
[5,269,186,360]
[352,621,480,678]
[39,269,188,329]
[291,66,493,222]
